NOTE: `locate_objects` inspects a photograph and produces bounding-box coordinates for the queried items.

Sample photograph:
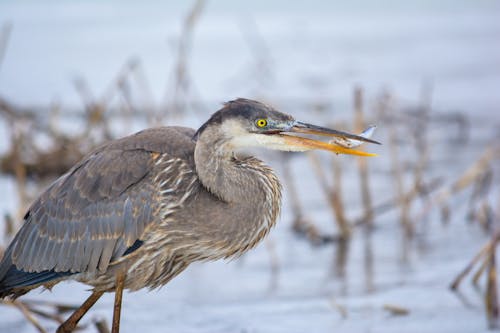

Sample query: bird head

[195,98,380,156]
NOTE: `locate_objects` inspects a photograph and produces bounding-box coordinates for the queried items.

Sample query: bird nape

[0,98,380,333]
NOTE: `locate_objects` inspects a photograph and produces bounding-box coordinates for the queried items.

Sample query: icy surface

[0,1,499,333]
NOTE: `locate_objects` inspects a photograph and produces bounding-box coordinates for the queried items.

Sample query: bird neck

[193,126,282,256]
[194,133,253,202]
[194,126,281,203]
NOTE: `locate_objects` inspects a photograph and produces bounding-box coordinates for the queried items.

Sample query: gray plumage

[0,99,284,297]
[0,98,378,332]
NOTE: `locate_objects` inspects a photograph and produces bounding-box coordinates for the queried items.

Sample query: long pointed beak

[279,121,380,157]
[292,121,380,144]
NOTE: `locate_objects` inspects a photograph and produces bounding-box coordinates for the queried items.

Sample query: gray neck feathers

[194,125,263,202]
[193,124,283,255]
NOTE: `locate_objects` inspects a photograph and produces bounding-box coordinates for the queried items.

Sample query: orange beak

[279,121,380,157]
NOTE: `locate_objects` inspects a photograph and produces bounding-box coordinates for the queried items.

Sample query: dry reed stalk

[476,201,494,231]
[4,300,48,333]
[387,110,413,236]
[306,152,332,205]
[281,155,322,244]
[486,237,499,329]
[0,298,84,333]
[322,155,352,282]
[473,252,490,286]
[331,156,350,239]
[383,304,410,316]
[467,167,494,230]
[353,87,373,228]
[332,238,349,280]
[412,82,432,199]
[19,304,64,324]
[468,166,493,208]
[451,193,500,329]
[406,83,432,238]
[106,59,161,131]
[330,158,351,240]
[450,239,494,290]
[1,62,149,181]
[357,177,443,226]
[440,145,499,202]
[73,76,111,140]
[363,231,374,293]
[100,59,139,105]
[424,144,500,223]
[330,298,348,318]
[166,0,206,120]
[94,317,111,333]
[128,59,157,125]
[74,59,149,137]
[21,299,78,314]
[281,156,304,226]
[308,152,350,239]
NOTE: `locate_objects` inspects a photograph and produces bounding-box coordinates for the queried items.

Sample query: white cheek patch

[220,119,314,152]
[230,133,312,152]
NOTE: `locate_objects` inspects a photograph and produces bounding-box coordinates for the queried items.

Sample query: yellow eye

[256,118,268,128]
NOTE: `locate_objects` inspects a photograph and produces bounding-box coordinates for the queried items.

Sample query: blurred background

[0,1,500,332]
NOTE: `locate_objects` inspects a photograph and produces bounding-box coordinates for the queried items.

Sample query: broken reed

[291,86,500,327]
[282,154,336,245]
[354,86,374,228]
[297,86,440,241]
[450,232,500,329]
[424,144,499,227]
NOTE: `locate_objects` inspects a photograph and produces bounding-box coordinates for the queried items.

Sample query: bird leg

[56,290,104,333]
[111,272,126,333]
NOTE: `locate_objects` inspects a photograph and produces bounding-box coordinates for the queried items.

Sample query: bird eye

[255,118,268,128]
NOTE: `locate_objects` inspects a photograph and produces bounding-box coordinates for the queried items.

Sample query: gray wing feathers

[9,148,156,274]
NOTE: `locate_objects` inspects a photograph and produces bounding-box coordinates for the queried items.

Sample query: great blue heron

[0,98,379,333]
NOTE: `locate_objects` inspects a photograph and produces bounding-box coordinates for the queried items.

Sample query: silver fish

[329,125,377,148]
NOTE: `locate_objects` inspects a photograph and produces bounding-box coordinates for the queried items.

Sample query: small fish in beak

[328,125,377,148]
[278,121,380,156]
